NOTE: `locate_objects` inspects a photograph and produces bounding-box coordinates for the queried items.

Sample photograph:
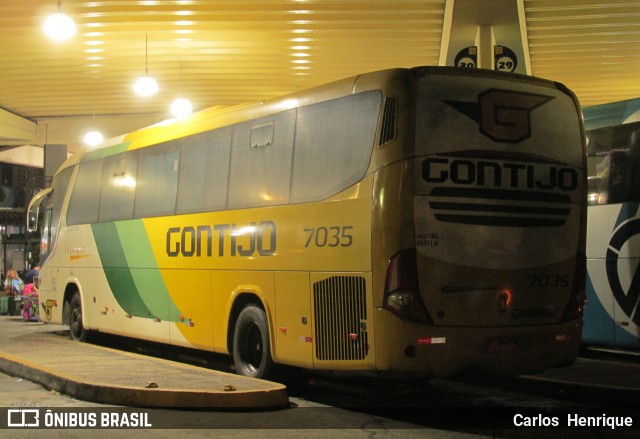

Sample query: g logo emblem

[606,219,640,325]
[478,90,553,143]
[445,89,554,143]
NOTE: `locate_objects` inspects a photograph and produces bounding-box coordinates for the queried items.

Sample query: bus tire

[232,305,273,379]
[69,292,87,342]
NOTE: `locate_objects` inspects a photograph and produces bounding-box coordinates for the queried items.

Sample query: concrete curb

[0,351,289,409]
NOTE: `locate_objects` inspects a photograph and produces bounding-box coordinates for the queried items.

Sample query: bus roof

[54,68,393,174]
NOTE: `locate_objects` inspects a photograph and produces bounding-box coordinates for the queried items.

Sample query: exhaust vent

[313,276,368,361]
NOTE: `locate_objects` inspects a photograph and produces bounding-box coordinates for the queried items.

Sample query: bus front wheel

[69,292,87,342]
[232,305,273,379]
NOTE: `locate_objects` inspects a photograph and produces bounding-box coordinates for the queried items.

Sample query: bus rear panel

[375,68,586,376]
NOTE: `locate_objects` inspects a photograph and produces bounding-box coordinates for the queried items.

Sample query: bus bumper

[369,308,583,378]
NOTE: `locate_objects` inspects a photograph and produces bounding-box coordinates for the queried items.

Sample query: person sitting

[3,268,24,316]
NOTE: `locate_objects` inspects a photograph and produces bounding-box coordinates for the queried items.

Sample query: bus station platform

[0,316,288,409]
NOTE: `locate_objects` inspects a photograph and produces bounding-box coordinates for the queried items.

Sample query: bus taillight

[384,249,433,324]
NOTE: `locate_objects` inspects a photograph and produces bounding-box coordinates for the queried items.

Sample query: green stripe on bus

[92,221,158,319]
[81,142,130,162]
[115,221,181,321]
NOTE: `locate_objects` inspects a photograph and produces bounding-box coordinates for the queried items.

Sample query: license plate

[485,338,518,353]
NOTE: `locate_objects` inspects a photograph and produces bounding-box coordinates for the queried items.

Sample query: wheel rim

[70,308,82,339]
[241,322,263,374]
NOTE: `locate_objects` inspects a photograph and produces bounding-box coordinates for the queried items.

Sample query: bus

[583,97,640,350]
[28,66,586,379]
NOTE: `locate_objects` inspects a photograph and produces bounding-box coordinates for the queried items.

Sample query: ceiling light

[85,82,103,147]
[133,34,159,96]
[170,63,192,118]
[43,1,76,42]
[171,98,192,118]
[84,130,104,147]
[134,76,159,96]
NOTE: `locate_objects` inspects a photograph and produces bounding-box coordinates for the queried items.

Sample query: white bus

[28,66,586,379]
[583,98,640,350]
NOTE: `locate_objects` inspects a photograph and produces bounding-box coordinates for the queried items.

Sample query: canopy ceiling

[1,0,639,152]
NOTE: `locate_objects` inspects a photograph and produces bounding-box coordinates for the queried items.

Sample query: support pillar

[44,144,67,187]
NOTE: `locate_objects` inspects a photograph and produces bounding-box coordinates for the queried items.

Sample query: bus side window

[228,110,296,209]
[588,122,640,205]
[99,152,137,222]
[40,207,53,261]
[177,127,232,214]
[134,142,180,218]
[67,160,103,225]
[47,167,73,256]
[607,150,628,204]
[290,91,381,203]
[626,129,640,202]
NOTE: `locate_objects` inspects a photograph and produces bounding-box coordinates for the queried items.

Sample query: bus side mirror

[27,207,39,232]
[26,188,52,233]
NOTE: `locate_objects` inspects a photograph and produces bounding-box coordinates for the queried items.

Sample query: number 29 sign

[494,45,518,73]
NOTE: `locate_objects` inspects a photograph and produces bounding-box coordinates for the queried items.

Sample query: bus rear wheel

[69,293,87,342]
[232,305,273,379]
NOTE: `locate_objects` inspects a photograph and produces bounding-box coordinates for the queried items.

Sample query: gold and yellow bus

[28,66,586,379]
